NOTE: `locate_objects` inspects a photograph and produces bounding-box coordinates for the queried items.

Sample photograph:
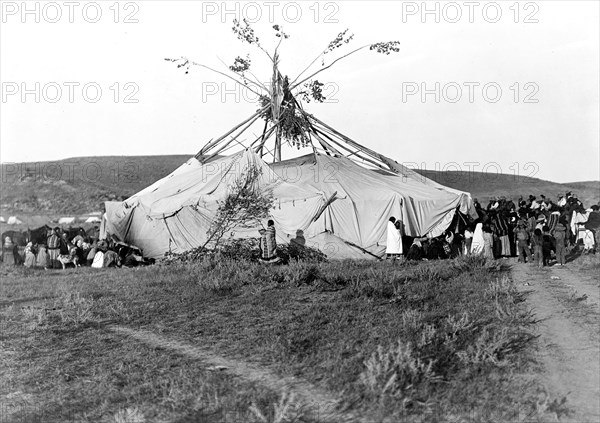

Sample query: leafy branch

[290,31,400,89]
[201,164,274,251]
[229,55,251,73]
[369,41,401,55]
[299,80,326,104]
[325,29,354,54]
[164,56,263,97]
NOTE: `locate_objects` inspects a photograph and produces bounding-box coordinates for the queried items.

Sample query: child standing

[532,228,544,268]
[553,222,567,266]
[515,223,532,263]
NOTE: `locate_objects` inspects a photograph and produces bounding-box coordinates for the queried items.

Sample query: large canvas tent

[103,136,475,259]
[103,25,477,259]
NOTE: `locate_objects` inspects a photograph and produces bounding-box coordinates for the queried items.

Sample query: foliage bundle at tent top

[165,21,409,172]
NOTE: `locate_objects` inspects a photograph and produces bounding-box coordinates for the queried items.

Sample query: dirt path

[109,325,360,423]
[512,261,600,422]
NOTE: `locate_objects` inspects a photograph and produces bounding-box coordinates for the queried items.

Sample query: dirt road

[513,260,600,422]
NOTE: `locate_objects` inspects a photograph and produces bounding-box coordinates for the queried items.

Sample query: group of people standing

[466,193,599,266]
[385,192,600,266]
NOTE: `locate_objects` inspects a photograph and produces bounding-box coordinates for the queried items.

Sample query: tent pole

[201,113,262,163]
[274,130,282,163]
[257,119,269,158]
[310,130,342,157]
[195,106,267,160]
[310,115,422,177]
[312,125,393,172]
[254,124,277,153]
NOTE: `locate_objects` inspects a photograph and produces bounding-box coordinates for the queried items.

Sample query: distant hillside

[1,155,598,216]
[0,156,190,216]
[419,171,600,208]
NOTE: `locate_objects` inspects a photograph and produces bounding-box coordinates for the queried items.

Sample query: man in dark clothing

[542,225,554,266]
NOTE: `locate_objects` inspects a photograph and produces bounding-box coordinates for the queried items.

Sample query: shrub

[163,238,327,265]
[283,262,321,286]
[248,391,304,423]
[360,340,439,408]
[280,243,327,263]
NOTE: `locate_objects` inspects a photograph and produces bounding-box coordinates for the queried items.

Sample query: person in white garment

[386,216,403,259]
[470,223,485,255]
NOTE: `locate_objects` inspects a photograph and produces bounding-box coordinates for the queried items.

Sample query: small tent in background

[58,217,76,225]
[7,216,23,225]
[104,23,477,259]
[85,216,102,223]
[0,216,5,223]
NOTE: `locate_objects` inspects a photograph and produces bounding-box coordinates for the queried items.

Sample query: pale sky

[1,0,599,183]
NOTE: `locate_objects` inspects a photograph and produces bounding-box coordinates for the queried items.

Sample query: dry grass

[0,255,556,421]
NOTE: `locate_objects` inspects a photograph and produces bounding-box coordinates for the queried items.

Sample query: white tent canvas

[7,216,23,225]
[104,149,474,259]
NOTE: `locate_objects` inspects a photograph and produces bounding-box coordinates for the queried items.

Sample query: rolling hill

[1,155,598,217]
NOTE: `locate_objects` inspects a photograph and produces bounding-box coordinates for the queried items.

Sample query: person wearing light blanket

[386,216,403,259]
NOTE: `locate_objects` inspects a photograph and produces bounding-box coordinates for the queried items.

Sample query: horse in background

[27,225,52,245]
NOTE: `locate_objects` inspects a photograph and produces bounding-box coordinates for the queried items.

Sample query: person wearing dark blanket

[259,220,278,261]
[542,225,554,266]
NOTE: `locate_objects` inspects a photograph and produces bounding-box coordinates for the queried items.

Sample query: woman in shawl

[482,225,495,260]
[259,220,277,261]
[23,242,36,268]
[470,223,484,255]
[532,228,544,268]
[35,243,49,269]
[386,217,402,259]
[2,236,18,265]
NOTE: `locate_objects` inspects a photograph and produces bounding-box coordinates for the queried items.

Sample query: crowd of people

[392,192,600,266]
[2,192,598,268]
[1,226,148,269]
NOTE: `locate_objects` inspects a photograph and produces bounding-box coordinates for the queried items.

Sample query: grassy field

[1,155,598,216]
[0,255,568,422]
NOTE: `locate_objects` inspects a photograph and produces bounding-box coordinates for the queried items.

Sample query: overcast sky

[1,0,598,183]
